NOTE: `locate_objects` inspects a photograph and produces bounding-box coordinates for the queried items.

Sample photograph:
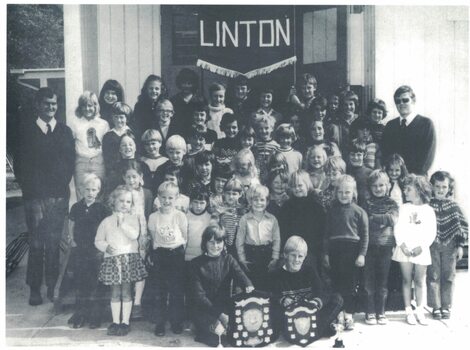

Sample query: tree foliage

[7,4,64,69]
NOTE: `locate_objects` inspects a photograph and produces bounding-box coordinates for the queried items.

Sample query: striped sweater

[430,199,468,247]
[365,196,399,246]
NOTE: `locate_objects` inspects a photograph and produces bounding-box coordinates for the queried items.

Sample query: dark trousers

[329,241,360,313]
[312,293,344,340]
[364,245,393,315]
[147,246,185,326]
[23,197,68,291]
[245,244,272,292]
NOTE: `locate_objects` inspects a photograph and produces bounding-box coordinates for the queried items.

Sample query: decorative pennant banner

[197,5,296,78]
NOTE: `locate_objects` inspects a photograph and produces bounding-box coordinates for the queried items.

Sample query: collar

[112,126,129,136]
[400,112,418,126]
[246,210,270,221]
[36,117,57,134]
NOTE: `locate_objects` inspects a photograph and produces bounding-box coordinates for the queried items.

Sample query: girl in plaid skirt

[95,186,147,336]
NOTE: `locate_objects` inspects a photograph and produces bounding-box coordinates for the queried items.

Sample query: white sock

[111,301,121,324]
[344,312,353,320]
[134,280,145,305]
[405,306,413,314]
[121,301,133,325]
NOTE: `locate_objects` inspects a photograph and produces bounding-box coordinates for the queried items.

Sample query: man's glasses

[395,98,411,105]
[157,109,174,115]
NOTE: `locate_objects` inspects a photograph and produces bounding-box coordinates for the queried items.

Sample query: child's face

[237,158,251,176]
[241,136,254,149]
[147,80,162,101]
[337,182,355,205]
[251,195,268,213]
[289,115,300,132]
[349,152,364,168]
[235,85,250,100]
[284,250,306,273]
[81,101,97,120]
[115,192,132,214]
[197,161,212,179]
[224,190,241,206]
[271,175,287,195]
[312,105,327,120]
[292,180,308,198]
[167,147,185,165]
[157,101,174,126]
[144,140,161,158]
[308,150,325,170]
[371,178,388,198]
[83,181,100,204]
[210,89,225,107]
[190,199,207,215]
[387,163,401,182]
[120,136,136,159]
[301,82,315,100]
[278,135,294,150]
[369,108,384,124]
[260,93,273,109]
[433,179,450,200]
[214,177,228,194]
[206,237,225,257]
[112,114,127,130]
[326,168,343,186]
[329,96,339,111]
[164,174,179,186]
[223,121,239,139]
[190,136,206,151]
[159,188,178,211]
[104,89,118,105]
[404,184,421,205]
[123,169,143,190]
[343,100,356,117]
[257,123,273,141]
[357,128,371,141]
[310,122,324,142]
[193,111,207,126]
[180,81,194,94]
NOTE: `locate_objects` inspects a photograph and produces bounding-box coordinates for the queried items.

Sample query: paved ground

[4,198,470,348]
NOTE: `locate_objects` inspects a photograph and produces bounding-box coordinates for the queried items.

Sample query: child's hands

[105,245,116,255]
[322,255,330,269]
[400,243,412,257]
[212,320,226,336]
[355,254,365,267]
[411,246,422,257]
[457,246,464,261]
[267,258,279,272]
[246,286,255,293]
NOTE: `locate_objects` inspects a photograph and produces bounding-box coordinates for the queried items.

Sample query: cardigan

[95,213,140,257]
[430,199,468,247]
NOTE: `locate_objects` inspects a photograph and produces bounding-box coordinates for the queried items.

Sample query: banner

[197,5,296,78]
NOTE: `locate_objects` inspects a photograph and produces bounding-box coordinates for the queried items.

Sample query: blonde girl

[231,148,260,193]
[383,153,409,207]
[305,145,328,194]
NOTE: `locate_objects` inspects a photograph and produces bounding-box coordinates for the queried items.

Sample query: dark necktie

[46,123,52,135]
[400,119,406,129]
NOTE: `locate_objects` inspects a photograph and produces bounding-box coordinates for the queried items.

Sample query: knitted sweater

[95,213,140,257]
[185,210,212,261]
[430,199,468,247]
[365,196,399,246]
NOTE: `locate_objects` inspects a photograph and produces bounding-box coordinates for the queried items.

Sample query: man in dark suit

[14,87,75,305]
[381,85,436,175]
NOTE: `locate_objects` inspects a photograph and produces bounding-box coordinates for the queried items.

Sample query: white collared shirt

[36,117,57,134]
[400,112,418,127]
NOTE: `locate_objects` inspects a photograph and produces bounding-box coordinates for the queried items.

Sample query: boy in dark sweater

[212,113,241,171]
[347,139,372,208]
[14,87,75,306]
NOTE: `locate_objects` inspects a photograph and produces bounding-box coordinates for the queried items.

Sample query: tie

[46,123,52,135]
[400,119,406,129]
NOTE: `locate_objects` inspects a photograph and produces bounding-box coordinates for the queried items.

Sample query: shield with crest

[230,291,274,347]
[283,299,318,347]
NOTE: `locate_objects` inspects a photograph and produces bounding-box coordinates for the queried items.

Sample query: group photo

[4,3,469,348]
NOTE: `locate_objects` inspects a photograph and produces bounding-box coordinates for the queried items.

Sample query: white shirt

[400,112,418,127]
[36,117,57,134]
[71,116,109,158]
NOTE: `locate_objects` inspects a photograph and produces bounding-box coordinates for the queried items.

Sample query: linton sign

[197,5,296,78]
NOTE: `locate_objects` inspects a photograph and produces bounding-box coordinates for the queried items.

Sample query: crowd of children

[48,70,467,345]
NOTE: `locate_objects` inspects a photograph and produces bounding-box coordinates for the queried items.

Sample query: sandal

[441,309,451,319]
[432,309,442,320]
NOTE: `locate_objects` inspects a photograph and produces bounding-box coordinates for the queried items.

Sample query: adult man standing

[381,85,436,175]
[14,87,75,305]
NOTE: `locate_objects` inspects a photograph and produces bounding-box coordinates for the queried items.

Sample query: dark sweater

[325,201,369,256]
[381,115,436,175]
[190,252,253,318]
[347,165,372,208]
[69,200,111,248]
[212,137,241,168]
[14,121,75,200]
[365,196,398,246]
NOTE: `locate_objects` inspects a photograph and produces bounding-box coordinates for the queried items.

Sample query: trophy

[332,322,345,348]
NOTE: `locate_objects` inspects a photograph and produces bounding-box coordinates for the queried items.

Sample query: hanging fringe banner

[197,5,296,78]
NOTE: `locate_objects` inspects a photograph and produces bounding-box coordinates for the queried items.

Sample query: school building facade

[62,4,469,208]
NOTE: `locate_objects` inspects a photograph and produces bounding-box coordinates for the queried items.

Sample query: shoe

[377,314,389,325]
[46,287,54,302]
[171,323,183,334]
[441,309,451,319]
[107,323,121,336]
[29,289,43,306]
[344,317,355,331]
[89,318,101,329]
[130,304,143,320]
[68,312,85,328]
[365,314,377,325]
[154,323,165,337]
[406,313,417,325]
[68,312,80,326]
[415,312,428,326]
[118,323,130,336]
[432,308,442,320]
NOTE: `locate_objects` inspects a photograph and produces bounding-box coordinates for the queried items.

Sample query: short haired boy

[185,150,214,195]
[347,140,373,208]
[275,123,303,176]
[350,118,382,169]
[186,102,218,146]
[226,75,255,128]
[141,129,169,178]
[212,113,242,170]
[252,115,280,183]
[207,83,233,139]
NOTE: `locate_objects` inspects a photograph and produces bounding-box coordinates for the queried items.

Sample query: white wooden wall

[374,6,469,210]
